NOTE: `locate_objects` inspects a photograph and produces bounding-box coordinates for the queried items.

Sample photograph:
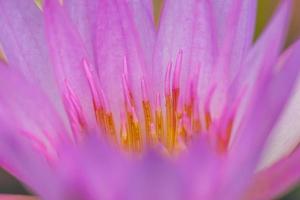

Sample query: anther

[142,78,153,145]
[155,93,164,142]
[204,85,216,130]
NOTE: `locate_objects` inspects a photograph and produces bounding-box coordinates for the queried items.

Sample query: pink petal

[178,138,224,200]
[126,0,156,70]
[259,41,300,169]
[33,137,181,200]
[44,0,95,126]
[0,0,61,112]
[141,0,154,20]
[230,0,292,137]
[212,0,257,79]
[0,65,68,161]
[219,34,300,199]
[64,0,154,45]
[64,0,155,70]
[152,0,216,99]
[243,145,300,200]
[0,195,36,200]
[94,0,155,120]
[63,0,101,66]
[43,136,130,200]
[127,151,183,200]
[233,0,292,92]
[0,122,60,200]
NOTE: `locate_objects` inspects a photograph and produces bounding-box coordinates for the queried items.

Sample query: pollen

[65,52,236,154]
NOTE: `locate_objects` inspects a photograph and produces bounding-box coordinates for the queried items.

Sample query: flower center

[63,52,236,154]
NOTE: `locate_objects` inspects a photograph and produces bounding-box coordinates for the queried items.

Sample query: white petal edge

[259,76,300,170]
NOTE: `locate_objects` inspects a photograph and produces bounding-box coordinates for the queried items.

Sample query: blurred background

[1,0,300,199]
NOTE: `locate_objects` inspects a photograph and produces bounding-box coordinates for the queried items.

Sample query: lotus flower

[0,0,300,199]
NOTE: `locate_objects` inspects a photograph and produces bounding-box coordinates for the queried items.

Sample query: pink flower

[0,0,300,199]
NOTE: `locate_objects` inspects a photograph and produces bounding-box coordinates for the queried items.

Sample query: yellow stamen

[105,112,117,142]
[205,111,212,130]
[142,100,153,144]
[120,121,129,150]
[126,111,142,152]
[82,54,235,155]
[0,44,8,64]
[155,106,164,142]
[166,94,176,152]
[95,106,106,128]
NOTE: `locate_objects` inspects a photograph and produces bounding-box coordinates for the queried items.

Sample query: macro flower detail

[0,0,300,199]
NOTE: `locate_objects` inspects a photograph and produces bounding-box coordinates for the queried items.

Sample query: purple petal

[43,136,130,200]
[0,65,68,159]
[63,0,100,66]
[64,0,154,68]
[212,0,257,79]
[0,0,61,112]
[178,138,224,200]
[0,121,60,200]
[233,0,292,92]
[219,37,300,199]
[141,0,154,20]
[44,0,95,126]
[259,44,300,168]
[126,151,183,200]
[94,0,155,119]
[152,0,216,99]
[243,145,300,200]
[127,0,156,70]
[229,0,293,137]
[35,138,182,200]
